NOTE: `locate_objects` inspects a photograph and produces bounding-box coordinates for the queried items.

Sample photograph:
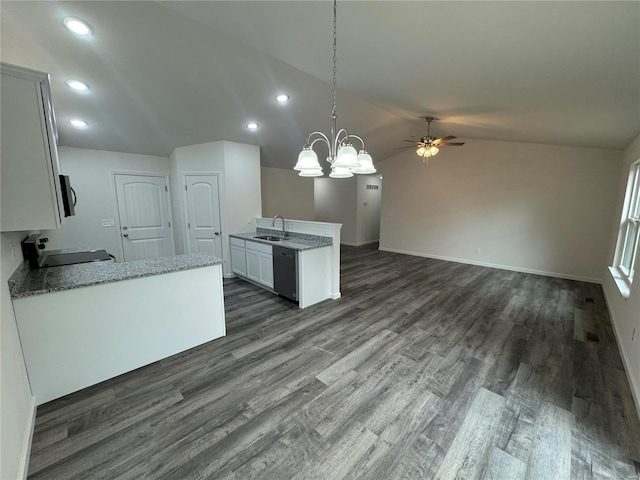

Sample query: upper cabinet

[1,63,65,232]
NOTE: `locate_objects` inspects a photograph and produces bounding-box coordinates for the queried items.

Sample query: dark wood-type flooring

[27,245,640,479]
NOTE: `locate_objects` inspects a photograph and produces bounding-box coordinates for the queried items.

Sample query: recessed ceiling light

[69,118,88,128]
[275,94,289,104]
[63,17,92,36]
[246,122,259,130]
[66,80,89,92]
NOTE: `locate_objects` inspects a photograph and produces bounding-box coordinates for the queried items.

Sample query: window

[611,160,640,295]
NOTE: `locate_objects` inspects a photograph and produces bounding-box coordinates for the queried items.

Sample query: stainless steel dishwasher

[273,246,298,302]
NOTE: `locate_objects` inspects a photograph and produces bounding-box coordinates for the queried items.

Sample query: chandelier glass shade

[294,0,376,178]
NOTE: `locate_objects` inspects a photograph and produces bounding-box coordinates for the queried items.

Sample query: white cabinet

[230,237,247,276]
[246,240,273,288]
[1,63,65,232]
[230,237,273,289]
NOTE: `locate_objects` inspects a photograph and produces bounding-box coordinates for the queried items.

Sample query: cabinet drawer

[230,237,246,248]
[245,240,272,255]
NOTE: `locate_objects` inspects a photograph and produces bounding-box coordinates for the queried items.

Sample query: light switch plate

[101,219,115,227]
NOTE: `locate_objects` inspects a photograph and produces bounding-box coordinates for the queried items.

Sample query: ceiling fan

[397,117,464,163]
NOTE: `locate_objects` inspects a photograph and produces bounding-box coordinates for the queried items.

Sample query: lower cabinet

[231,237,273,289]
[231,244,247,276]
[246,241,274,288]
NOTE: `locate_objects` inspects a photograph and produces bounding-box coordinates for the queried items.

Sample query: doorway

[114,173,175,262]
[184,174,223,259]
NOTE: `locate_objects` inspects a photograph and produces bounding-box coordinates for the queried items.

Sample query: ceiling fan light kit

[294,0,376,178]
[397,117,465,164]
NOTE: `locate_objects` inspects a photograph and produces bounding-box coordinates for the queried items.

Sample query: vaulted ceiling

[2,1,638,169]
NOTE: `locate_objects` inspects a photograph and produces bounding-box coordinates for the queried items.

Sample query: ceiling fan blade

[394,145,417,150]
[438,142,465,146]
[401,139,417,143]
[438,135,457,141]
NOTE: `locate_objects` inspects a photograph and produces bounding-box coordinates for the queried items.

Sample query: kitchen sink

[255,235,283,242]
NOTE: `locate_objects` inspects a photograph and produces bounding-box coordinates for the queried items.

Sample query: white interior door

[114,174,175,262]
[185,174,222,259]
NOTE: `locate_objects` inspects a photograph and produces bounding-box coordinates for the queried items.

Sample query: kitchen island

[9,253,225,405]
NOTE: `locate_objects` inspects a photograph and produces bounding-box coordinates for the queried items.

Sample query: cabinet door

[231,245,247,277]
[259,252,274,288]
[246,249,261,283]
[1,64,63,231]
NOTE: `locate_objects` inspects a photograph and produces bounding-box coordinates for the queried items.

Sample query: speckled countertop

[229,228,332,251]
[9,253,223,299]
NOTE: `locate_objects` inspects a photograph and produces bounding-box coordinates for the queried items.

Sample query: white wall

[356,175,382,245]
[1,231,35,479]
[602,132,640,415]
[42,147,171,261]
[222,141,262,244]
[378,139,622,282]
[314,177,358,244]
[261,167,315,221]
[170,141,261,276]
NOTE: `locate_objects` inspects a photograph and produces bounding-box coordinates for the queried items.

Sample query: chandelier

[293,0,375,178]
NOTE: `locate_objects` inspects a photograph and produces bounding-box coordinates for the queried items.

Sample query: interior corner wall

[261,167,315,221]
[1,231,35,480]
[355,175,382,245]
[313,177,357,244]
[42,147,171,261]
[378,138,622,282]
[602,131,640,416]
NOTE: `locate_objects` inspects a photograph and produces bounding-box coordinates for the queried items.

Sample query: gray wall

[378,138,622,282]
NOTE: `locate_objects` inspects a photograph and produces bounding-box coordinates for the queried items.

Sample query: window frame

[611,160,640,296]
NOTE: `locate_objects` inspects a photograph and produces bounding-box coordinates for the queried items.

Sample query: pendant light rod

[294,0,376,177]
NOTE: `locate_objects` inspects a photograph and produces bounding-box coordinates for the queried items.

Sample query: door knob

[123,233,129,238]
[122,226,128,230]
[214,232,220,236]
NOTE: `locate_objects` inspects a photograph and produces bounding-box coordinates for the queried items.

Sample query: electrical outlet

[633,328,637,342]
[475,248,481,254]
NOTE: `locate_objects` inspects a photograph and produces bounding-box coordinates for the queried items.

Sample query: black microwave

[59,174,76,217]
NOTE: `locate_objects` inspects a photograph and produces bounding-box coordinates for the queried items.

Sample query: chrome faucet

[272,215,288,239]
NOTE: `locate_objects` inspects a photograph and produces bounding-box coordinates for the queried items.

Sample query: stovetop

[40,249,113,268]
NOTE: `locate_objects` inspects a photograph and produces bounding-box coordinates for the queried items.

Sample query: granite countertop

[229,228,332,251]
[9,253,223,299]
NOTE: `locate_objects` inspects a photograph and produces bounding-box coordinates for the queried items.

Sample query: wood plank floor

[27,245,640,479]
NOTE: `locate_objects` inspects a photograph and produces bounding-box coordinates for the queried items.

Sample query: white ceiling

[1,1,638,169]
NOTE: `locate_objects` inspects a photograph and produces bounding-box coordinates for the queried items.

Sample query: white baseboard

[18,395,36,480]
[341,240,379,247]
[378,247,602,284]
[330,292,341,300]
[602,285,640,421]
